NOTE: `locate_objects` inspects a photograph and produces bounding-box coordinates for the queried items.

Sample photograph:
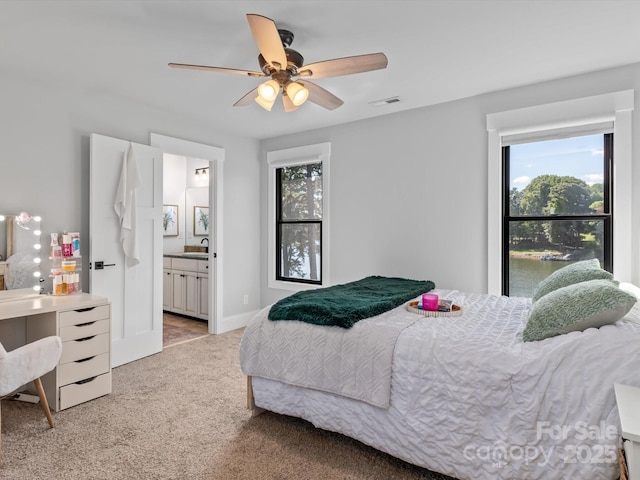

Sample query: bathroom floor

[163,312,209,348]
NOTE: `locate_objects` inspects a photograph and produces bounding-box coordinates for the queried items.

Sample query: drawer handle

[76,321,97,327]
[74,356,96,363]
[75,307,97,313]
[76,376,97,385]
[75,336,96,342]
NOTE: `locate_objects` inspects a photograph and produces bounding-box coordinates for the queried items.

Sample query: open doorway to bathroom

[162,154,211,345]
[150,133,225,340]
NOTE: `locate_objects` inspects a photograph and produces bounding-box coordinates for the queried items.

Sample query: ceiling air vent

[369,96,400,107]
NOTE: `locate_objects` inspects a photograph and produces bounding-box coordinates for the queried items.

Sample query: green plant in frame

[194,206,209,235]
[199,210,209,231]
[162,205,178,236]
[163,211,174,231]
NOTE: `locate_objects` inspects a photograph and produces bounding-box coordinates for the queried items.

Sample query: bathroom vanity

[163,254,208,320]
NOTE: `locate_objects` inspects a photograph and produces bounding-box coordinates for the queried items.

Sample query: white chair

[0,336,62,464]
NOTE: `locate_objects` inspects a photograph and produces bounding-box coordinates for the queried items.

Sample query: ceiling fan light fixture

[257,79,279,102]
[255,94,276,111]
[286,81,309,107]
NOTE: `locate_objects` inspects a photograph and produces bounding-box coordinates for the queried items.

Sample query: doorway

[150,133,224,335]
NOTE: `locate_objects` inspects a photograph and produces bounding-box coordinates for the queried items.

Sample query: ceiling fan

[169,13,388,112]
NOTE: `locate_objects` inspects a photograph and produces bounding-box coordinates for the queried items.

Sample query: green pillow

[523,279,636,342]
[531,259,614,302]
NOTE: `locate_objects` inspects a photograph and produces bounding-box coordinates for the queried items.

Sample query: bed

[239,276,640,480]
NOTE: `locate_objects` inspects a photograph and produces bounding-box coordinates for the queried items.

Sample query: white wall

[260,62,640,307]
[163,154,187,254]
[0,71,261,325]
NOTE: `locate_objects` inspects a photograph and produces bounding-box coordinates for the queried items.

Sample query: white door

[90,134,163,367]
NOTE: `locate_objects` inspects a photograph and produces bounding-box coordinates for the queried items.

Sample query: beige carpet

[0,329,455,480]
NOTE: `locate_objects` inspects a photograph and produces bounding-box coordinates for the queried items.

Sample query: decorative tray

[406,301,463,317]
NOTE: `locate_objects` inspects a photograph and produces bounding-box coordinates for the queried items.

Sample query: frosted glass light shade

[257,80,279,101]
[286,82,309,106]
[255,95,276,111]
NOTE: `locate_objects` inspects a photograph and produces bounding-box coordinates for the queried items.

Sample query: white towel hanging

[113,143,141,267]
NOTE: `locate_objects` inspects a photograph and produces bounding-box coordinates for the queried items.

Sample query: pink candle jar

[422,293,439,311]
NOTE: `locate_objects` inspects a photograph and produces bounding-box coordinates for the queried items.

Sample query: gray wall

[3,60,640,323]
[260,62,640,306]
[0,72,261,325]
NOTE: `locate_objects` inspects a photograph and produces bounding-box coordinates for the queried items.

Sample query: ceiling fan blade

[246,14,287,71]
[233,87,259,107]
[282,94,300,113]
[300,81,344,110]
[297,53,388,79]
[169,63,264,77]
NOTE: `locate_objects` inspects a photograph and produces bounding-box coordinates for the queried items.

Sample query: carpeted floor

[0,329,456,480]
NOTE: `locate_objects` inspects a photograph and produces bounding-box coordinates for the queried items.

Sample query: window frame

[267,142,331,291]
[275,163,323,285]
[501,133,613,296]
[486,90,634,295]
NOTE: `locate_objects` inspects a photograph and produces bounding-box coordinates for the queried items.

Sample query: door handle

[92,261,116,270]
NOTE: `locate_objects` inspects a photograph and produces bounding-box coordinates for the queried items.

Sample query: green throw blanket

[268,275,435,328]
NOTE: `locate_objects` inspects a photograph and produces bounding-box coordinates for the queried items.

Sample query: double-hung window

[276,162,323,284]
[268,142,331,290]
[486,90,634,296]
[502,132,613,297]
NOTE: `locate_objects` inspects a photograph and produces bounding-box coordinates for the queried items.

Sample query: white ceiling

[4,1,640,140]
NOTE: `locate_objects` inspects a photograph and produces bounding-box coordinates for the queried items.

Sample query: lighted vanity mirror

[0,213,43,294]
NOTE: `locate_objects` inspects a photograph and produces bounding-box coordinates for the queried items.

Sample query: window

[276,162,322,284]
[502,133,613,297]
[268,143,331,290]
[486,90,634,296]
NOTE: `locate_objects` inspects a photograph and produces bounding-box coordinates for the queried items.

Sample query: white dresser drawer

[60,318,109,342]
[59,305,110,327]
[59,372,112,410]
[58,352,110,386]
[60,333,110,364]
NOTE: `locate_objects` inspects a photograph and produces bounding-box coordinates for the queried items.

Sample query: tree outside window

[503,133,612,297]
[276,162,322,284]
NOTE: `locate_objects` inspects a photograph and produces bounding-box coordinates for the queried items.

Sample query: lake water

[508,257,577,298]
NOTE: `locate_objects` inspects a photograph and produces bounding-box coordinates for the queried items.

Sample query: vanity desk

[0,292,112,412]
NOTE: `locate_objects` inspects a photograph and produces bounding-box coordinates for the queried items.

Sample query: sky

[509,134,604,191]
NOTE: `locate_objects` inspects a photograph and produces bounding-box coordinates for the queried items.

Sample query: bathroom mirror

[0,213,42,292]
[185,187,209,245]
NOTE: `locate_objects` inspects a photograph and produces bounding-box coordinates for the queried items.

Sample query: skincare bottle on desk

[62,234,73,257]
[50,233,62,259]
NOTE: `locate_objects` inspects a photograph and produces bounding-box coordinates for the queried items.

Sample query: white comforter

[243,289,640,480]
[240,304,421,408]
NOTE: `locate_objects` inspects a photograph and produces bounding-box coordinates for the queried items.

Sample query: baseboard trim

[217,309,259,334]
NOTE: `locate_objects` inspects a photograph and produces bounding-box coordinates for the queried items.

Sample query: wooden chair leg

[34,378,54,428]
[1,399,3,465]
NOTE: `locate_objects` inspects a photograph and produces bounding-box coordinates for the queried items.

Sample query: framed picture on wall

[194,206,209,236]
[162,205,178,236]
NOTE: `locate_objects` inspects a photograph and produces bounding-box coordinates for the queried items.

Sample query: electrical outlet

[243,294,249,305]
